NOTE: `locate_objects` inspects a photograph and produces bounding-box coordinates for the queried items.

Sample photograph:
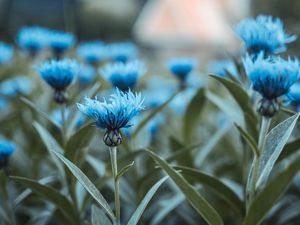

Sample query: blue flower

[107,42,138,62]
[100,60,145,91]
[77,41,107,63]
[235,15,296,55]
[0,97,8,111]
[288,83,300,104]
[16,26,50,52]
[208,60,238,78]
[77,89,144,131]
[36,59,78,91]
[77,64,96,85]
[0,42,13,64]
[168,58,197,81]
[243,53,300,99]
[0,76,33,96]
[48,30,75,53]
[0,139,16,160]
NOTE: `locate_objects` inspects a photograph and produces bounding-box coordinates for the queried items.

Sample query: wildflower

[0,76,33,97]
[16,26,50,56]
[235,15,296,55]
[287,83,300,111]
[77,89,144,146]
[77,64,96,85]
[168,58,197,88]
[0,139,16,169]
[100,60,145,91]
[243,53,300,117]
[208,60,239,78]
[77,41,107,64]
[48,30,75,58]
[107,42,138,63]
[36,59,78,104]
[0,42,13,64]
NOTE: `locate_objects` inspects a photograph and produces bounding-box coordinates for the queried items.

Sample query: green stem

[249,117,271,205]
[109,147,120,225]
[61,104,67,147]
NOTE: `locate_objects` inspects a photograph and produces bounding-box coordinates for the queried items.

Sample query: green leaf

[174,166,244,215]
[256,113,300,188]
[91,205,113,225]
[127,176,168,225]
[183,88,206,143]
[279,137,300,162]
[52,151,116,222]
[33,121,65,176]
[145,150,224,225]
[131,92,178,139]
[243,155,300,225]
[209,75,256,121]
[116,161,135,181]
[234,123,259,157]
[10,176,78,224]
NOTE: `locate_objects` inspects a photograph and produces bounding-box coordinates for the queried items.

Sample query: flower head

[107,42,138,62]
[36,59,78,91]
[48,30,75,54]
[16,26,49,53]
[0,139,16,160]
[100,60,145,91]
[0,42,13,64]
[288,83,300,103]
[168,58,197,81]
[77,41,107,63]
[235,15,296,55]
[78,89,144,130]
[77,64,96,85]
[0,76,33,96]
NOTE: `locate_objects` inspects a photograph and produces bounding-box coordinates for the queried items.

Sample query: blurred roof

[134,0,249,49]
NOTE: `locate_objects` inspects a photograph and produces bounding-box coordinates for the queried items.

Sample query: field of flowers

[1,15,300,225]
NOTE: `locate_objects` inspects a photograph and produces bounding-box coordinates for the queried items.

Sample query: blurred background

[0,0,299,59]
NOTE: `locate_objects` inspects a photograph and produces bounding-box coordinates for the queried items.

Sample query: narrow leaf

[116,161,135,181]
[92,205,112,225]
[127,176,168,225]
[52,151,116,222]
[145,150,224,225]
[256,113,300,188]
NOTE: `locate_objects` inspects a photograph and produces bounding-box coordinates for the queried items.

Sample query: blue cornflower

[0,76,33,97]
[168,58,197,82]
[77,64,96,85]
[77,89,144,146]
[286,83,300,111]
[243,53,300,116]
[16,26,50,54]
[48,30,75,56]
[77,41,107,64]
[100,60,145,91]
[0,42,13,64]
[36,59,78,103]
[0,139,16,168]
[208,60,239,78]
[235,15,296,55]
[107,42,138,63]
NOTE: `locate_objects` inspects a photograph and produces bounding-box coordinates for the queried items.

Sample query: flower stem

[109,146,120,225]
[249,117,271,204]
[61,104,67,147]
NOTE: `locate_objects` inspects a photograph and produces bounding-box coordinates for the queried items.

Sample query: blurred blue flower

[100,60,145,91]
[0,76,33,96]
[77,89,144,130]
[77,41,106,63]
[0,139,16,160]
[51,108,85,128]
[36,59,78,91]
[243,53,300,99]
[235,15,296,55]
[168,58,197,81]
[288,83,300,104]
[48,30,75,54]
[77,64,96,85]
[17,26,49,53]
[107,42,138,62]
[0,42,13,64]
[208,60,238,78]
[0,97,8,110]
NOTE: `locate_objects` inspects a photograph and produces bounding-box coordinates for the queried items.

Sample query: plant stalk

[109,146,120,225]
[61,104,67,147]
[249,117,271,204]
